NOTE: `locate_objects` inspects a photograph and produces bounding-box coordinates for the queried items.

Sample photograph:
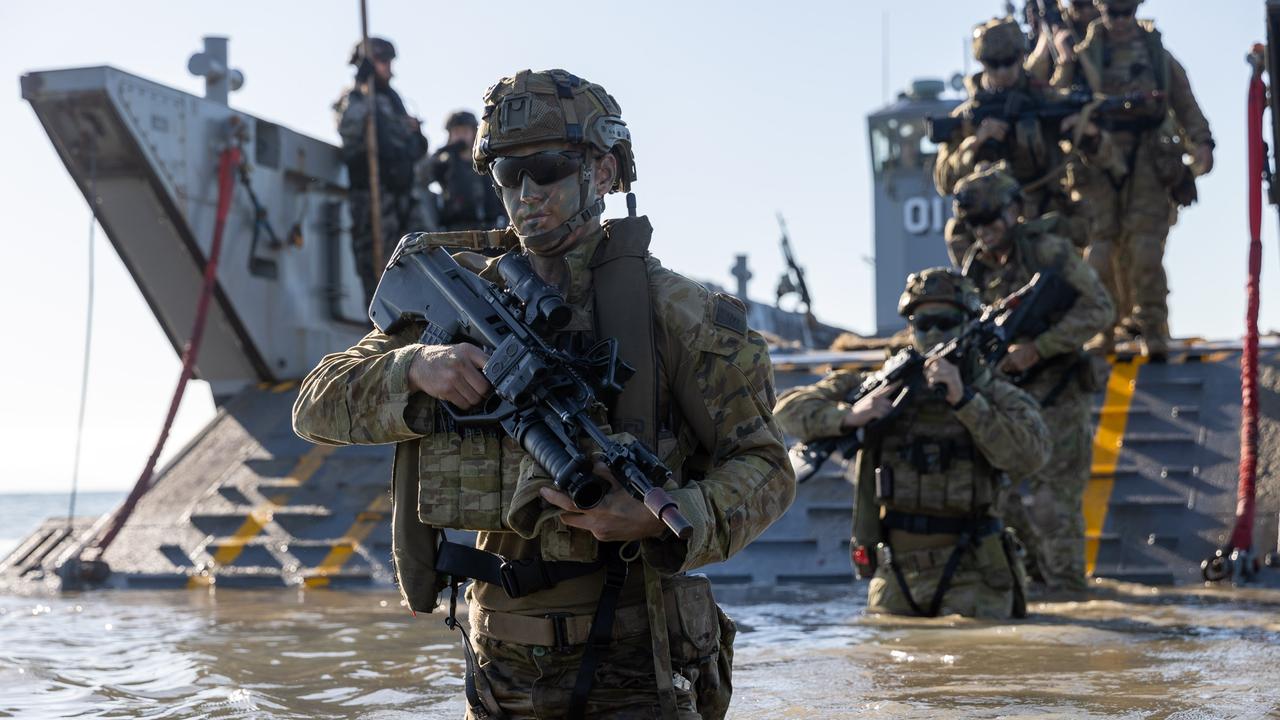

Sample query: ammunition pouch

[876,437,994,515]
[415,405,517,531]
[664,574,734,720]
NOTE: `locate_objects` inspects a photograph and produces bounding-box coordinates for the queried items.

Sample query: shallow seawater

[1,581,1279,719]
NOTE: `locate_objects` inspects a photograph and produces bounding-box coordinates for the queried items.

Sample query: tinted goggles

[1103,7,1134,18]
[982,56,1020,70]
[911,313,965,333]
[489,151,584,189]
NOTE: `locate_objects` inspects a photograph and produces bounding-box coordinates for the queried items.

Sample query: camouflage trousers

[1074,144,1177,348]
[1001,390,1092,592]
[465,622,701,719]
[867,530,1026,619]
[349,189,432,306]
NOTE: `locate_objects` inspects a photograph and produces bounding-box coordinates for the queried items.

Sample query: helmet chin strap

[517,162,607,256]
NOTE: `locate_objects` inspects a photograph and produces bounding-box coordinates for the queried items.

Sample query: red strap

[90,144,241,557]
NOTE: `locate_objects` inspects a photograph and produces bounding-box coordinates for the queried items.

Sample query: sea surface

[0,491,125,559]
[3,494,1280,719]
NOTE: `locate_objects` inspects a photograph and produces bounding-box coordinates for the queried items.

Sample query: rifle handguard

[642,486,693,540]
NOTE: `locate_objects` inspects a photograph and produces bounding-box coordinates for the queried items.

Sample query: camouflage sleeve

[954,376,1050,477]
[1166,51,1213,146]
[292,325,430,446]
[773,369,864,442]
[1031,234,1114,358]
[640,273,796,574]
[1025,40,1054,85]
[933,103,978,196]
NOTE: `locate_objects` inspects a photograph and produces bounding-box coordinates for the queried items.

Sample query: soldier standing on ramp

[295,69,794,719]
[334,37,431,305]
[1051,0,1214,359]
[775,269,1049,619]
[934,17,1109,266]
[957,167,1113,594]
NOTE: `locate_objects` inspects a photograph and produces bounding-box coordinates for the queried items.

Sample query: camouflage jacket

[774,365,1049,546]
[961,220,1113,367]
[293,222,795,615]
[1051,19,1213,147]
[334,83,428,192]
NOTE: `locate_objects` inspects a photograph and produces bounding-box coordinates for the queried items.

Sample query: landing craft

[3,26,1280,591]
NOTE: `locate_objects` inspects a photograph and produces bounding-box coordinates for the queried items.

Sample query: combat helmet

[473,69,635,246]
[972,17,1026,63]
[952,166,1022,226]
[348,37,396,66]
[1094,0,1142,11]
[446,110,478,130]
[898,267,982,318]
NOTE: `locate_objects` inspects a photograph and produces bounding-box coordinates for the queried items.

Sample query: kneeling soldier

[775,269,1049,618]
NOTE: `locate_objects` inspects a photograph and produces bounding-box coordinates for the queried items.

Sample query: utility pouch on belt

[664,574,734,720]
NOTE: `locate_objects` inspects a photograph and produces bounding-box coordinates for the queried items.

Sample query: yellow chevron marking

[187,444,336,588]
[1084,356,1147,575]
[304,494,393,588]
[271,381,298,393]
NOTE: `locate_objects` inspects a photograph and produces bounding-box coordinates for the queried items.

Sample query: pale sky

[0,1,1267,494]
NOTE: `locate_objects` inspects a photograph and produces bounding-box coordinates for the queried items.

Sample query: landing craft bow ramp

[4,44,1280,591]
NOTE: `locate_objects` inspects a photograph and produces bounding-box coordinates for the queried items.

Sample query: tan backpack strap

[591,216,658,447]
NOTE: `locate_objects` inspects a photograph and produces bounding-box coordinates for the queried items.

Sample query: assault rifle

[927,89,1165,145]
[789,271,1078,482]
[369,234,693,539]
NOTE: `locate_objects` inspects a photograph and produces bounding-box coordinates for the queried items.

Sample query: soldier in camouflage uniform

[1026,1,1100,84]
[335,37,432,305]
[295,69,794,719]
[934,17,1106,266]
[956,167,1113,593]
[775,269,1050,619]
[1052,0,1214,358]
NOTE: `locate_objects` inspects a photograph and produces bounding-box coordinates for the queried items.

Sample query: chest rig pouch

[873,394,996,516]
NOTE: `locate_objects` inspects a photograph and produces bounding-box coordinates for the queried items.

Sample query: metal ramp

[1,384,399,591]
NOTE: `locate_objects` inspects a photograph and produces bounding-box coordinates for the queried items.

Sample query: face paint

[499,165,589,255]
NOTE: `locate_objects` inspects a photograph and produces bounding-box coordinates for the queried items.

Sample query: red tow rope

[87,143,241,560]
[1204,46,1267,582]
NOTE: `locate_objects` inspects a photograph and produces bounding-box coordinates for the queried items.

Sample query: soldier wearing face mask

[957,167,1113,595]
[775,268,1050,619]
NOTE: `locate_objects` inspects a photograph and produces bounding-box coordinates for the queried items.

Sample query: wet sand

[1,581,1278,718]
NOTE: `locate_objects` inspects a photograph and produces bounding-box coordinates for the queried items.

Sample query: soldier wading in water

[776,269,1050,619]
[294,69,795,719]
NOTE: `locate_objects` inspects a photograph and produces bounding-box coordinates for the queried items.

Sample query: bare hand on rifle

[408,343,491,409]
[1000,343,1042,374]
[1192,144,1214,175]
[924,357,965,406]
[841,381,901,431]
[975,118,1011,145]
[540,463,668,541]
